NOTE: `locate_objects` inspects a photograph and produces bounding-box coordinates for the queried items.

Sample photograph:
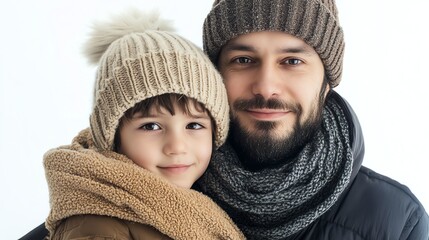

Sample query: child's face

[118,101,213,189]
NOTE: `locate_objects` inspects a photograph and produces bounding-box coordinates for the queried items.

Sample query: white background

[1,1,428,239]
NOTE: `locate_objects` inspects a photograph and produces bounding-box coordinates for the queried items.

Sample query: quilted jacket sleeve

[402,208,429,240]
[50,214,172,240]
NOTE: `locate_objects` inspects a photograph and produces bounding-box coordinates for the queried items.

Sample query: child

[43,9,244,240]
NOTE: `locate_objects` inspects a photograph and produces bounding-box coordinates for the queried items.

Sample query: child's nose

[163,131,187,155]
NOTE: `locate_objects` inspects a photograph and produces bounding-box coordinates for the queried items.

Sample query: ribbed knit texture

[203,0,344,87]
[44,128,245,240]
[197,94,353,239]
[87,11,229,150]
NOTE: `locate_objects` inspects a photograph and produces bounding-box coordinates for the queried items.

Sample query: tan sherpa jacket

[44,128,245,240]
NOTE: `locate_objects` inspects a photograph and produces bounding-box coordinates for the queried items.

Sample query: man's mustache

[232,95,301,113]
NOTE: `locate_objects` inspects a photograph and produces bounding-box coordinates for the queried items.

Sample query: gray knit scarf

[196,95,353,239]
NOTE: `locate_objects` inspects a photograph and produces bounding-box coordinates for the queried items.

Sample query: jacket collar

[329,90,365,185]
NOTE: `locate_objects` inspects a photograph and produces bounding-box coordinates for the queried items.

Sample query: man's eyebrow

[223,43,316,56]
[278,46,315,56]
[222,43,256,52]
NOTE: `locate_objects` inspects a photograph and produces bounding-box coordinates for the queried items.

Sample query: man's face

[218,31,329,168]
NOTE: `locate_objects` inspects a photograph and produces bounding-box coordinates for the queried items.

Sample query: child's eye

[186,122,204,130]
[140,123,161,131]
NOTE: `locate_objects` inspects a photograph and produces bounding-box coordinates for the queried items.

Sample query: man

[195,0,429,239]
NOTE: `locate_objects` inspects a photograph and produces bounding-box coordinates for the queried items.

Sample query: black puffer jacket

[288,92,429,239]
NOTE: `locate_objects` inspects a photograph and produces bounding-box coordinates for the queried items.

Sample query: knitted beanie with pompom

[83,9,229,150]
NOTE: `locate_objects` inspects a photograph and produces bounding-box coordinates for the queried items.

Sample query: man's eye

[284,59,302,65]
[140,123,161,131]
[233,57,253,64]
[186,122,204,130]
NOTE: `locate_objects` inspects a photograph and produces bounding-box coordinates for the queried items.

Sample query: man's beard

[229,94,326,171]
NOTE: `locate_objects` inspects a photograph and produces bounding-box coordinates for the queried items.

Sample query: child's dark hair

[113,93,216,152]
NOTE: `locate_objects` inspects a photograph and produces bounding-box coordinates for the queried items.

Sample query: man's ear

[324,84,331,98]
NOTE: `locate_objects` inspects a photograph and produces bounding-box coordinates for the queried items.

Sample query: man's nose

[251,62,282,99]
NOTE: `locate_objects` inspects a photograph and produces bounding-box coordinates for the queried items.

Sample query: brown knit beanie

[203,0,345,87]
[84,9,229,150]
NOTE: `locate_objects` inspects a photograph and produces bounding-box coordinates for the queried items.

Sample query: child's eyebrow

[189,112,211,119]
[131,112,162,119]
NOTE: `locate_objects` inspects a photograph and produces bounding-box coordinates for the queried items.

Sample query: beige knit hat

[84,9,229,150]
[203,0,345,87]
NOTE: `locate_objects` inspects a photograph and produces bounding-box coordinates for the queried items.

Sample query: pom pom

[83,8,175,64]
